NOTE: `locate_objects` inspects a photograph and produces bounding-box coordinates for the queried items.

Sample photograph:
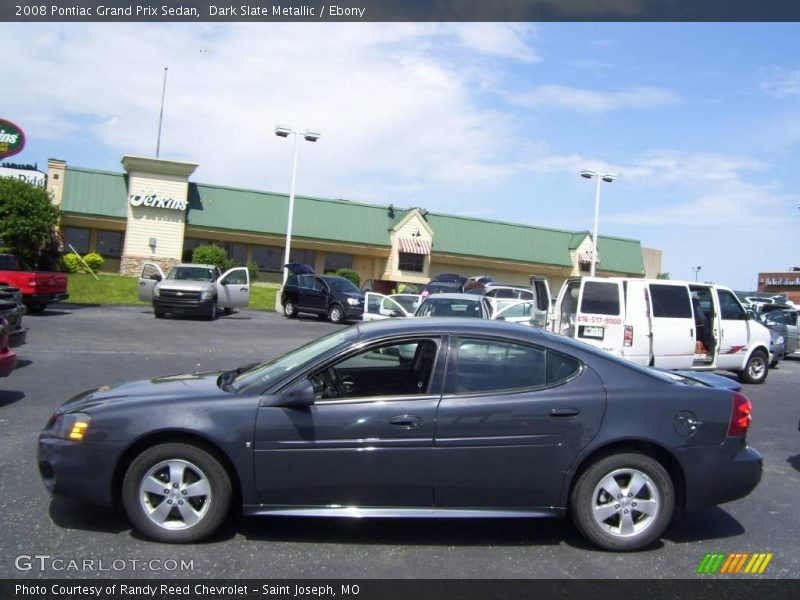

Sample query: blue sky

[4,22,799,289]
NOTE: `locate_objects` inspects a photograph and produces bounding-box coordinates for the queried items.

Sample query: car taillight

[727,392,752,437]
[623,325,633,347]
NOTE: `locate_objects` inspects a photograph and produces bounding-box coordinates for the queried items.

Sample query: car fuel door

[217,267,250,308]
[138,262,165,301]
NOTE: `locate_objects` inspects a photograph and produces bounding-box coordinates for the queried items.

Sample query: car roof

[175,263,217,269]
[419,293,484,301]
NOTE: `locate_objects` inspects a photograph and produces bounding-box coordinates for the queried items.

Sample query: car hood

[156,280,214,292]
[59,371,226,413]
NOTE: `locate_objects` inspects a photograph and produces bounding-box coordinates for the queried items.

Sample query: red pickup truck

[0,254,69,314]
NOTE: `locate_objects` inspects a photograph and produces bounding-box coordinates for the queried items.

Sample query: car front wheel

[570,453,674,551]
[122,443,232,543]
[328,304,345,324]
[207,298,218,321]
[738,349,768,384]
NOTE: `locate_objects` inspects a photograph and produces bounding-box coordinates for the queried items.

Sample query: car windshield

[167,266,217,282]
[324,277,360,293]
[415,297,484,318]
[230,327,358,392]
[393,295,420,313]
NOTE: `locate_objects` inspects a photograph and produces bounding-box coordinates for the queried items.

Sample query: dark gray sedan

[38,318,762,551]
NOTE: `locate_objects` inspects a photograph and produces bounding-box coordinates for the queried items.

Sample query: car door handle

[549,408,580,418]
[390,415,422,428]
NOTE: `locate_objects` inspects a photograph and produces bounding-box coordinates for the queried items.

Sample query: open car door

[217,267,250,309]
[138,262,165,302]
[492,300,538,327]
[363,292,413,322]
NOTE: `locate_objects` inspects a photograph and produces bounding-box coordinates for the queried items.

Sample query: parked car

[0,283,27,347]
[0,317,17,377]
[429,273,467,290]
[551,277,773,383]
[137,262,250,320]
[767,328,785,368]
[419,281,462,299]
[466,276,552,327]
[362,292,422,321]
[281,273,364,324]
[758,306,799,356]
[0,253,68,314]
[414,293,492,318]
[38,318,762,550]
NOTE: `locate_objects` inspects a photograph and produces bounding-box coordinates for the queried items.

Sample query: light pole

[274,124,321,285]
[580,170,617,277]
[693,266,702,281]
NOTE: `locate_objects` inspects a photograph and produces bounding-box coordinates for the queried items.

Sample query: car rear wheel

[25,301,47,314]
[122,443,231,543]
[283,299,297,318]
[570,453,674,551]
[737,349,768,384]
[328,304,345,324]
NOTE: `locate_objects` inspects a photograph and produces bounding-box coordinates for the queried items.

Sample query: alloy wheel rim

[749,356,766,378]
[138,459,211,530]
[590,467,660,538]
[331,307,342,321]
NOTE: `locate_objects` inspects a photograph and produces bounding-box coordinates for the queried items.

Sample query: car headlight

[774,335,784,345]
[201,289,214,300]
[47,413,92,441]
[153,286,160,298]
[347,297,360,306]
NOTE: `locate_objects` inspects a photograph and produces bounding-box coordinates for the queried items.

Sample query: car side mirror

[274,379,315,408]
[389,310,405,318]
[149,274,162,281]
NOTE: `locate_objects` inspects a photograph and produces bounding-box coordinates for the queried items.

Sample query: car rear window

[580,281,620,315]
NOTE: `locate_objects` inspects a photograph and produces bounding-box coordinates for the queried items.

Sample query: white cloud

[509,84,682,113]
[759,67,800,98]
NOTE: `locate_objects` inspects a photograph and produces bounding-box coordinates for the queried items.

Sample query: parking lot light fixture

[693,266,702,281]
[274,124,321,284]
[580,170,617,277]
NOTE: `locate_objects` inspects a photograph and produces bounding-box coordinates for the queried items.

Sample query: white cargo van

[551,277,772,383]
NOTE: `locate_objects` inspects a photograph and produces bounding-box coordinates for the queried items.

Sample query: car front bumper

[0,346,16,377]
[344,305,364,320]
[153,297,216,315]
[38,437,127,507]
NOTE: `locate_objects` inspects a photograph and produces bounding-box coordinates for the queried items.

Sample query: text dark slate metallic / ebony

[38,318,762,550]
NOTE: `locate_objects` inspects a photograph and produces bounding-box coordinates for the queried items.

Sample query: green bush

[335,268,361,287]
[192,244,234,272]
[63,254,81,273]
[248,262,259,283]
[83,252,104,272]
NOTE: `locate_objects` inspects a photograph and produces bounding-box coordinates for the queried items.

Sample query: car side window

[224,270,247,285]
[649,284,692,318]
[298,275,313,289]
[718,290,746,321]
[546,352,581,384]
[451,338,546,394]
[310,339,439,401]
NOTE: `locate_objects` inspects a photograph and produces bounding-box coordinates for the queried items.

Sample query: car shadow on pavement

[0,390,25,408]
[787,455,800,473]
[662,507,745,543]
[48,497,129,534]
[27,304,99,316]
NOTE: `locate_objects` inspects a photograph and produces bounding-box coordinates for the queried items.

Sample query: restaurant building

[757,270,800,304]
[46,155,654,292]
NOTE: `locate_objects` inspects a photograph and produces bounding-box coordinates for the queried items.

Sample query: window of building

[324,252,353,273]
[64,227,90,254]
[398,252,424,272]
[96,230,123,258]
[219,241,247,266]
[252,246,283,271]
[290,248,316,268]
[182,238,203,262]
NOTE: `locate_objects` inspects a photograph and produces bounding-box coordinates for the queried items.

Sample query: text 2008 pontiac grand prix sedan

[38,318,762,551]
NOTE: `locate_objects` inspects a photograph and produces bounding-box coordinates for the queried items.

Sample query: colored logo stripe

[697,553,773,574]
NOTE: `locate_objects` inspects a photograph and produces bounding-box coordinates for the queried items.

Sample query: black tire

[328,304,345,324]
[25,301,47,314]
[223,307,233,316]
[283,299,297,319]
[737,349,768,384]
[154,311,165,319]
[570,452,674,552]
[122,443,232,543]
[207,298,218,321]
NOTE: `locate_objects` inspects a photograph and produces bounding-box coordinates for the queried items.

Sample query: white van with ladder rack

[550,277,772,383]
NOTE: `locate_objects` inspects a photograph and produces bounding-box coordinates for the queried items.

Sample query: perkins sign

[0,119,25,160]
[129,192,187,211]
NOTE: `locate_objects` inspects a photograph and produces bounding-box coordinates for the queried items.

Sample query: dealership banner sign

[0,119,25,160]
[0,166,45,187]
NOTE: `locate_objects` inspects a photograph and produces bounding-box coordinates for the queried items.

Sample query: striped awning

[579,251,600,264]
[398,237,431,255]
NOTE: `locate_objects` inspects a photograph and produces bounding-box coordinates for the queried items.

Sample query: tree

[656,272,670,279]
[0,178,60,269]
[191,244,233,272]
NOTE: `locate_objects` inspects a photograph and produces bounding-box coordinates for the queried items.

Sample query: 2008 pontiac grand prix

[38,318,762,551]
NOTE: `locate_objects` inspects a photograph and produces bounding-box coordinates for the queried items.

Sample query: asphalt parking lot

[1,304,799,579]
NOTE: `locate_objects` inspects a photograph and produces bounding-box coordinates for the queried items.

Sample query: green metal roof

[61,167,128,218]
[59,166,645,274]
[186,183,398,246]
